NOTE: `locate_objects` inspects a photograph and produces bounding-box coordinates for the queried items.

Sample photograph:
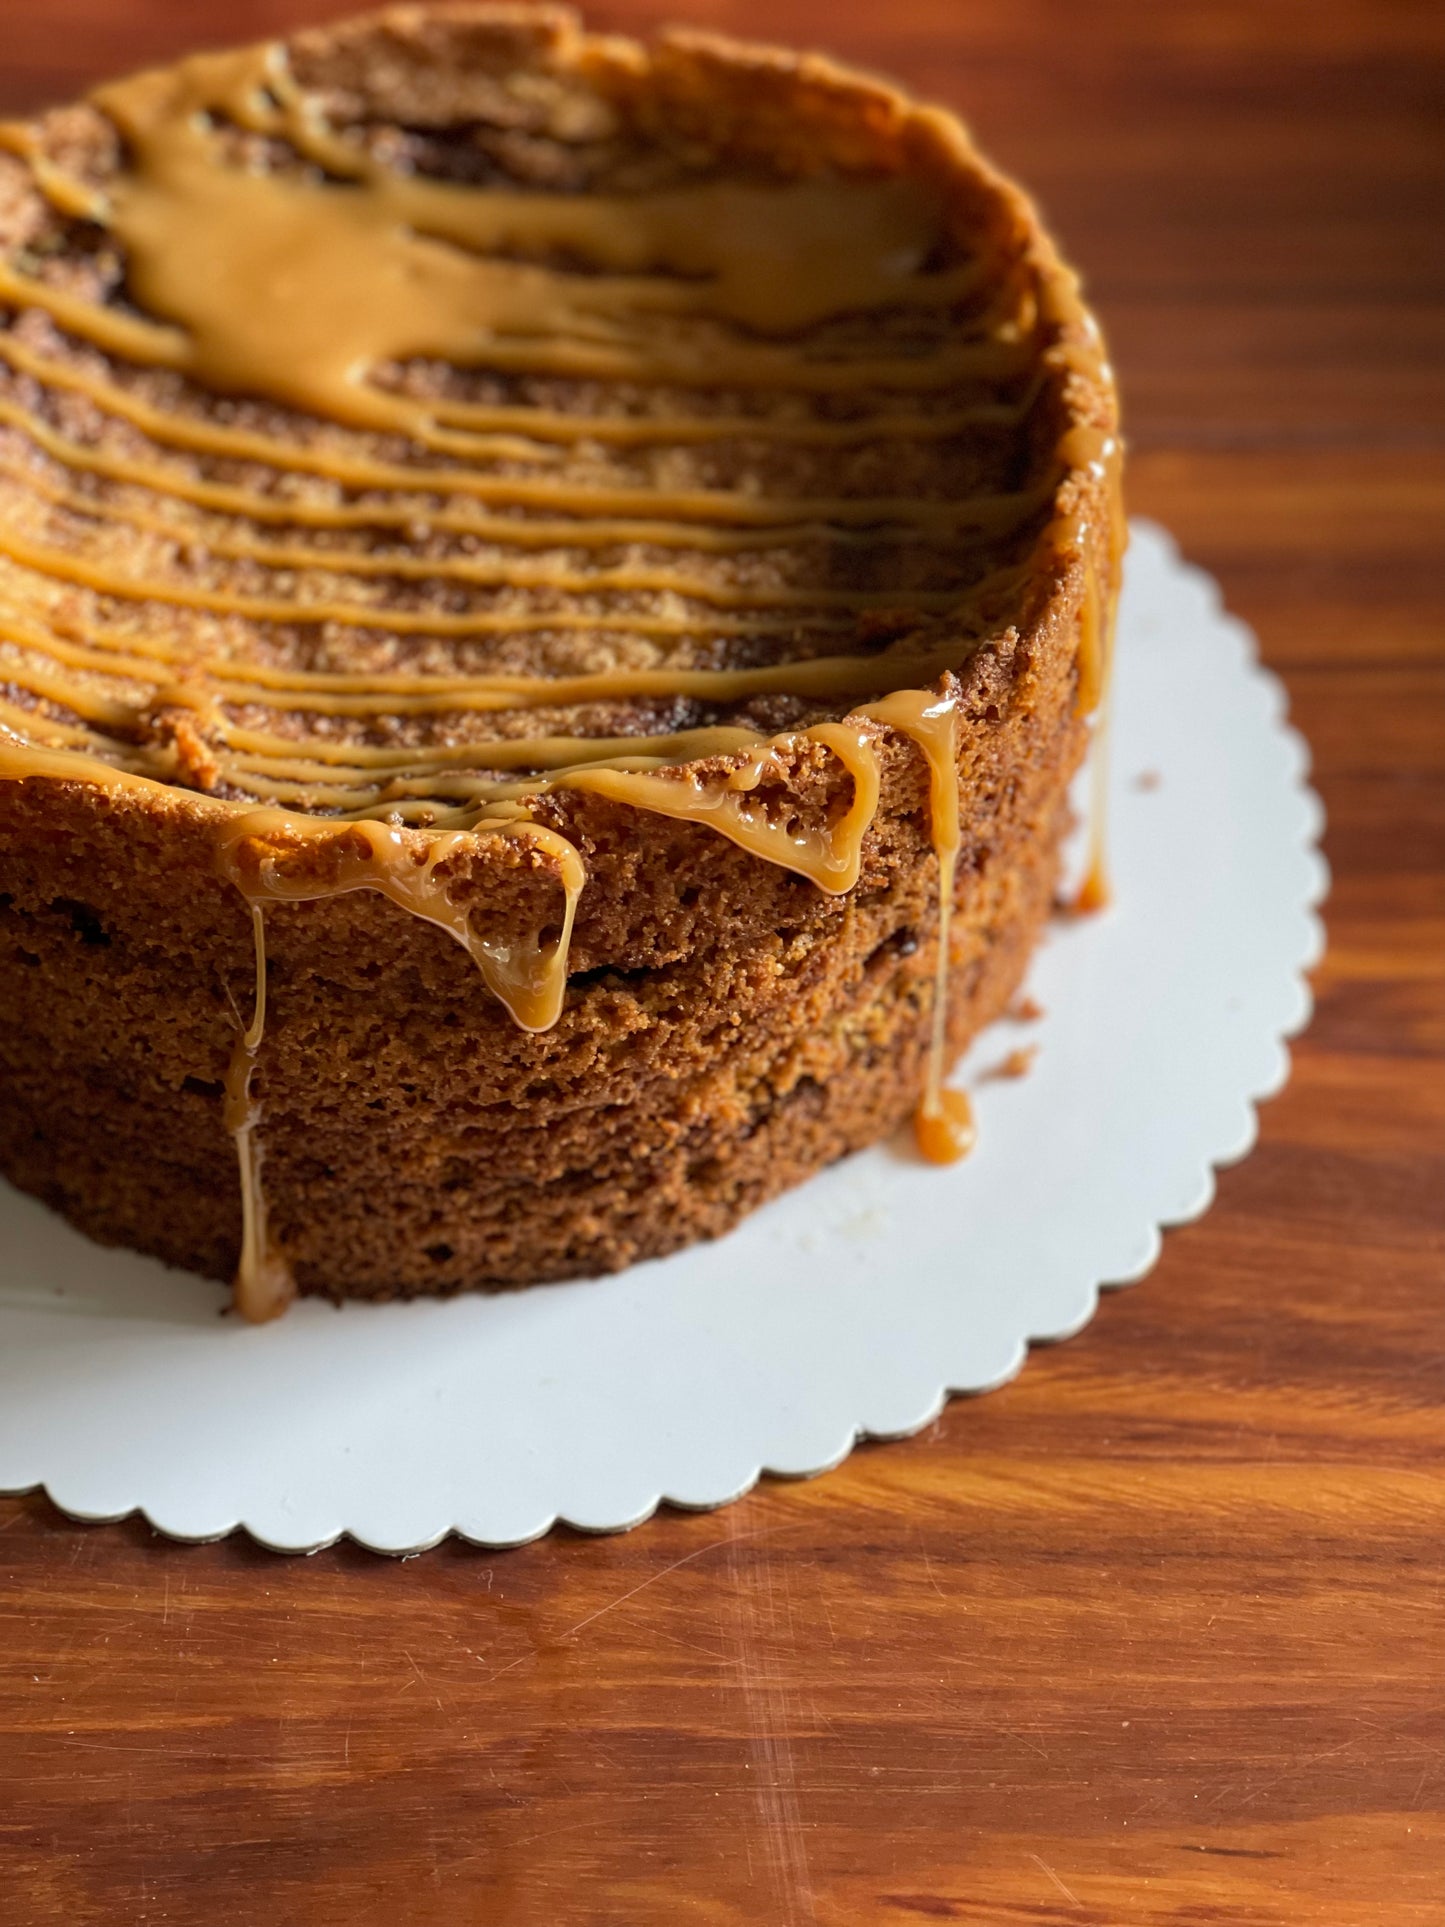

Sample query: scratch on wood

[556,1537,735,1642]
[481,1530,770,1685]
[726,1511,818,1927]
[1027,1852,1082,1907]
[401,1647,443,1712]
[919,1542,946,1600]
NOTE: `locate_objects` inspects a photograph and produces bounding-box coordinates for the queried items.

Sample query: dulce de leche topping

[0,13,1122,1318]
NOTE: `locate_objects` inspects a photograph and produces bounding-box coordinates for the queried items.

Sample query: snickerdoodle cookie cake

[0,4,1122,1318]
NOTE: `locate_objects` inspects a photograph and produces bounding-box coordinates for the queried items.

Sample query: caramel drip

[1067,544,1112,911]
[913,1087,977,1165]
[563,722,881,894]
[223,903,296,1323]
[1072,695,1113,915]
[1055,420,1128,912]
[0,30,1124,1316]
[860,689,972,1162]
[215,812,584,1034]
[1073,546,1107,718]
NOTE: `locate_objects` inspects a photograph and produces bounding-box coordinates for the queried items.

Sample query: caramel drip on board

[0,32,1123,1313]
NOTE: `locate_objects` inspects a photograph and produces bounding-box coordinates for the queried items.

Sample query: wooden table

[2,3,1442,1921]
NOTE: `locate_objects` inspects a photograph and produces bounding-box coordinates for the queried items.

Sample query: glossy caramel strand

[861,689,970,1160]
[223,903,296,1323]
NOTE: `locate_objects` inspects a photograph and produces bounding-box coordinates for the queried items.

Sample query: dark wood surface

[2,4,1443,1921]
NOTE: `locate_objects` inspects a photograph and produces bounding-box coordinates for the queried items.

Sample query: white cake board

[0,523,1327,1553]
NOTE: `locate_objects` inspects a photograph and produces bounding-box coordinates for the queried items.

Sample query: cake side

[0,592,1085,1293]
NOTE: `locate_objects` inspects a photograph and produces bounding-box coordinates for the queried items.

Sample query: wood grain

[1,3,1442,1921]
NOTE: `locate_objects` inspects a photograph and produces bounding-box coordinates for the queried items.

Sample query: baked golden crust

[0,5,1121,1306]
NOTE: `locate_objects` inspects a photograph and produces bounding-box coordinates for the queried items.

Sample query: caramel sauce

[0,32,1122,1313]
[1070,700,1114,915]
[0,47,1025,406]
[860,689,964,1153]
[223,903,296,1322]
[0,345,1044,552]
[214,811,585,1034]
[914,1087,976,1165]
[1057,422,1126,915]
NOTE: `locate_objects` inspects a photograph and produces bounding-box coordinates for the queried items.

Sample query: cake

[0,3,1123,1319]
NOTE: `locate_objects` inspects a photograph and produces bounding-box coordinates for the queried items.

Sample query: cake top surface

[0,2,1117,830]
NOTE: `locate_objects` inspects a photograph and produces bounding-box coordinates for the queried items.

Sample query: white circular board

[0,523,1327,1553]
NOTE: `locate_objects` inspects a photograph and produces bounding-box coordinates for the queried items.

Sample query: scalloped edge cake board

[0,522,1327,1553]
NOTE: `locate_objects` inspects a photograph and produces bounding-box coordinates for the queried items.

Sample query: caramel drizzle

[0,45,1031,402]
[864,690,974,1162]
[223,904,295,1323]
[213,806,585,1323]
[0,358,1041,527]
[1058,424,1127,911]
[0,328,1044,457]
[215,811,585,1033]
[0,435,1026,615]
[0,527,888,638]
[0,33,1123,1316]
[0,373,1034,556]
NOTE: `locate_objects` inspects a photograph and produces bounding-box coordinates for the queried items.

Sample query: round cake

[0,3,1122,1318]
